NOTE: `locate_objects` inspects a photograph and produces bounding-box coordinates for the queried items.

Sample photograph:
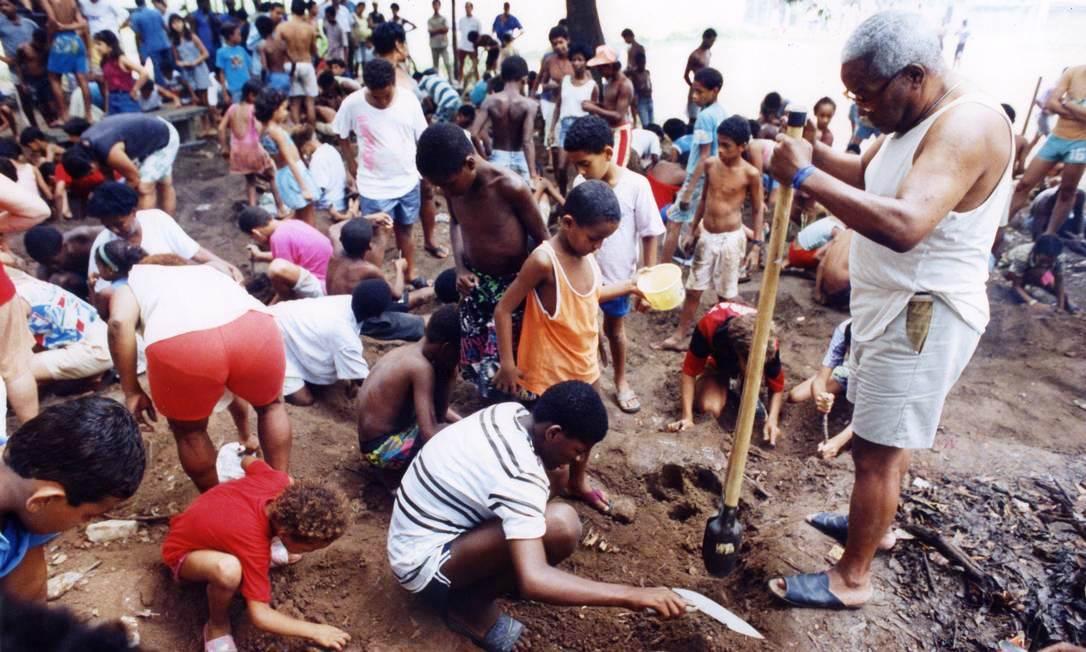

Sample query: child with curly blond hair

[162,457,352,651]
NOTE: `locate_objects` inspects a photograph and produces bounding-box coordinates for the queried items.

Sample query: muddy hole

[646,463,687,501]
[668,502,700,522]
[692,466,723,495]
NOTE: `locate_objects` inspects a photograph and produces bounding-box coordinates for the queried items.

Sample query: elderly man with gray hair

[766,11,1013,609]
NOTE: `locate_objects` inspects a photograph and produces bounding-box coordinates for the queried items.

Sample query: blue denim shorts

[360,183,421,226]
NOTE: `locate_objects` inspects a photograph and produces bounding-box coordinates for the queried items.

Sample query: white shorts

[293,267,325,298]
[138,118,179,184]
[540,99,556,148]
[289,61,318,98]
[282,374,305,396]
[847,295,980,449]
[686,228,746,298]
[35,324,112,381]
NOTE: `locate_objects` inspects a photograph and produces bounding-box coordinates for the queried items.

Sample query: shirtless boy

[1008,64,1086,236]
[472,55,538,185]
[275,0,318,124]
[534,25,572,168]
[815,228,852,308]
[660,116,762,350]
[357,304,461,473]
[415,122,547,399]
[583,46,633,166]
[325,217,434,311]
[41,0,93,123]
[22,223,101,298]
[255,15,290,93]
[683,28,716,126]
[15,29,59,128]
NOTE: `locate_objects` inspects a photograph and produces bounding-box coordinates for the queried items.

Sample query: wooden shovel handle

[721,110,807,508]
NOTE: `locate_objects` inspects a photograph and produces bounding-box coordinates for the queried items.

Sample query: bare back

[261,35,288,73]
[818,229,852,297]
[356,344,430,441]
[276,17,316,62]
[325,254,382,296]
[701,157,759,234]
[483,89,536,151]
[450,162,543,278]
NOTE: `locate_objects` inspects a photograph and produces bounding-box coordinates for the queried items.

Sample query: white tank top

[559,76,597,121]
[128,264,264,347]
[849,93,1013,342]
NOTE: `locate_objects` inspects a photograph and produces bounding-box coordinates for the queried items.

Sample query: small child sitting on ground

[267,278,391,406]
[666,302,786,446]
[161,459,351,652]
[1002,234,1073,313]
[357,304,462,472]
[787,319,853,459]
[326,217,432,309]
[494,179,641,513]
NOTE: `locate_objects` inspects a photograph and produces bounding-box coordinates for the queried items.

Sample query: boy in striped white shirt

[387,381,686,650]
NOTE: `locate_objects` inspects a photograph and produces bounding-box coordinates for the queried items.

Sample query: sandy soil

[15,142,1086,651]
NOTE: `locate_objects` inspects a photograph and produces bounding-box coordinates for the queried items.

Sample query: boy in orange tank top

[493,180,642,513]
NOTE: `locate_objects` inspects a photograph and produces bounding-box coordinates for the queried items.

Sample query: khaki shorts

[35,323,113,381]
[686,228,746,298]
[847,295,980,449]
[0,299,33,381]
[293,267,325,298]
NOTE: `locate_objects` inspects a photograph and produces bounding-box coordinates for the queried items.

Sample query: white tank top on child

[128,264,265,347]
[849,93,1013,342]
[559,76,597,121]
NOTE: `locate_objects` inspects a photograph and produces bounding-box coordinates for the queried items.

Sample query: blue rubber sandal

[806,512,849,545]
[448,613,524,652]
[770,572,859,610]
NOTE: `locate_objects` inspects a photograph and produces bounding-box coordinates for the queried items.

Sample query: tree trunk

[565,0,604,51]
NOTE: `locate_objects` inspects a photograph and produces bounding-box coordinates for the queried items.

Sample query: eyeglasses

[843,69,903,106]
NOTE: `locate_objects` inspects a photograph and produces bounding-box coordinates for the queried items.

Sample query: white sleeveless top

[128,264,264,347]
[559,76,597,121]
[849,93,1013,342]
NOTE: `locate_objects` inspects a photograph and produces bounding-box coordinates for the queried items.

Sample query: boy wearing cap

[582,45,634,167]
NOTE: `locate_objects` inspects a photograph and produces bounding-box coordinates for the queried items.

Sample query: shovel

[702,107,808,577]
[672,588,764,640]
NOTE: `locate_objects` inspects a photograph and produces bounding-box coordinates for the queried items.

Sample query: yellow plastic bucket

[637,263,685,311]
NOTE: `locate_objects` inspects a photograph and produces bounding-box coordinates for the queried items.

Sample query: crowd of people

[0,3,1081,651]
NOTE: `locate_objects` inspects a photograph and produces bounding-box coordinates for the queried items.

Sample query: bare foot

[651,336,686,352]
[238,433,260,455]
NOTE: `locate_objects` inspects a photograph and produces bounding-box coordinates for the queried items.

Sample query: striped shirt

[387,403,550,592]
[418,74,462,117]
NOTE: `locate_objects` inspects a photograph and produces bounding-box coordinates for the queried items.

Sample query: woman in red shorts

[106,254,291,492]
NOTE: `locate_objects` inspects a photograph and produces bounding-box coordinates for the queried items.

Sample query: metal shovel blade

[672,588,764,640]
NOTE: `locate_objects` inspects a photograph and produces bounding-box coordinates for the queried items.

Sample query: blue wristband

[792,165,816,190]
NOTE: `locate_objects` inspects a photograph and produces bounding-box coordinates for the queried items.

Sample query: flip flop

[615,389,641,414]
[447,613,524,652]
[409,276,430,290]
[768,572,859,610]
[806,512,849,546]
[204,625,238,652]
[425,244,449,259]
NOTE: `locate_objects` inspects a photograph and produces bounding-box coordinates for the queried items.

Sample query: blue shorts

[763,172,778,193]
[667,177,704,224]
[108,91,140,115]
[275,164,318,210]
[266,71,291,93]
[1037,134,1086,165]
[47,31,88,75]
[490,149,530,184]
[600,295,630,318]
[361,184,421,226]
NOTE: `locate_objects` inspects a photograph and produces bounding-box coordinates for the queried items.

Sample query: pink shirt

[269,219,333,284]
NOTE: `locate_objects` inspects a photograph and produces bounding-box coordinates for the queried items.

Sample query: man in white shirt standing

[79,0,129,39]
[455,1,480,86]
[767,11,1013,610]
[333,58,428,286]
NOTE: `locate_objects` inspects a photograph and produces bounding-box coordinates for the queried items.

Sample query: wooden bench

[42,105,210,146]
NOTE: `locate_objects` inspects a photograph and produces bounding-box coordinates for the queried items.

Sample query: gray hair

[841,11,944,79]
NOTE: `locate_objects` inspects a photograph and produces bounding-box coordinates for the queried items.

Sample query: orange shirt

[517,241,601,395]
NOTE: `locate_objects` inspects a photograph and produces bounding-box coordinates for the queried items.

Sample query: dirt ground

[15,143,1086,651]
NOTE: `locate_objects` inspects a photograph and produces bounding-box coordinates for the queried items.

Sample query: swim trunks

[361,423,421,470]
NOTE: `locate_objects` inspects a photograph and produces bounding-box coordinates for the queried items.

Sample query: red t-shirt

[0,266,14,305]
[54,162,118,198]
[161,461,290,603]
[682,302,785,394]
